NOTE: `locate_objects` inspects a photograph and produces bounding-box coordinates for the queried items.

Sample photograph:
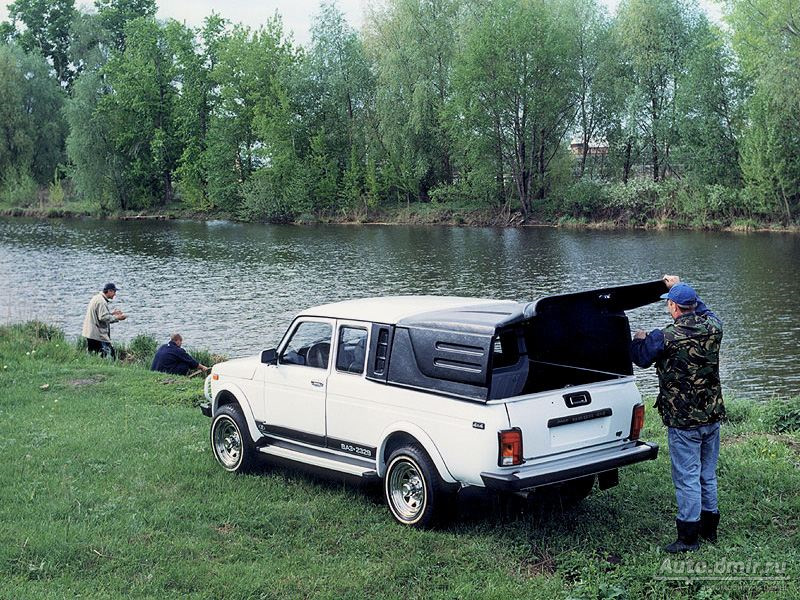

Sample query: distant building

[570,142,609,157]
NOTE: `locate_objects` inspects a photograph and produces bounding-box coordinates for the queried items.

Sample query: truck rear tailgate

[504,377,641,460]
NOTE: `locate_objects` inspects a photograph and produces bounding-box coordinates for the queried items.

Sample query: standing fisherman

[631,275,725,553]
[82,282,127,359]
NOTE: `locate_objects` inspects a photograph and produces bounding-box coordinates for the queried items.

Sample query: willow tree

[194,19,296,212]
[452,0,578,217]
[615,0,695,181]
[365,0,461,202]
[728,0,800,222]
[0,44,65,193]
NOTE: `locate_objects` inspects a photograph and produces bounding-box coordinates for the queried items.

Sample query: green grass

[1,323,798,599]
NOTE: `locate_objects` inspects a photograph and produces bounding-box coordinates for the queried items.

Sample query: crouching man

[151,333,208,376]
[631,275,725,553]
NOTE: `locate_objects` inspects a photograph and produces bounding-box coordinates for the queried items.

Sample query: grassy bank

[2,189,798,233]
[1,323,798,599]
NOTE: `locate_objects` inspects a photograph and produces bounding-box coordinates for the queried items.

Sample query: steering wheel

[306,342,330,368]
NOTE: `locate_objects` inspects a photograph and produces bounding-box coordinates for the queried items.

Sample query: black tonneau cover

[378,280,668,402]
[525,279,669,317]
[397,280,668,332]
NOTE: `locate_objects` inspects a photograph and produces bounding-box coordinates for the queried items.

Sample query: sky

[1,0,723,47]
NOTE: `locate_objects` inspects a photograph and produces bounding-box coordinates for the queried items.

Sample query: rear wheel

[384,445,446,527]
[210,404,259,474]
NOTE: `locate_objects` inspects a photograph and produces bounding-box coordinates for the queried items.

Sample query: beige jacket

[81,292,119,342]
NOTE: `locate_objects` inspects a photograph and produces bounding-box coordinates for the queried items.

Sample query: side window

[336,327,368,374]
[279,321,332,369]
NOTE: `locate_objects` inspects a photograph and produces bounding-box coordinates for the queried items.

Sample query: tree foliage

[0,43,65,196]
[0,0,797,223]
[6,0,75,85]
[728,0,800,221]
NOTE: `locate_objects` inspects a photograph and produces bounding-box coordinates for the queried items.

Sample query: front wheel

[210,404,259,474]
[384,445,446,527]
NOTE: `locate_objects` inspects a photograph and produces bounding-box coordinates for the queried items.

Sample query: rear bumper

[480,440,658,492]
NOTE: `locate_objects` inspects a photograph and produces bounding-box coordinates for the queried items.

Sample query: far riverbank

[1,202,798,233]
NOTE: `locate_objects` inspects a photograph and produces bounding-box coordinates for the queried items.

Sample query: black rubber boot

[664,519,700,553]
[700,510,720,543]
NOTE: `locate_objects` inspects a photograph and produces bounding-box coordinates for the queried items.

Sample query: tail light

[498,428,523,466]
[630,404,645,440]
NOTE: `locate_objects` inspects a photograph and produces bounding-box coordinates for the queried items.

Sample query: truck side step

[257,437,378,478]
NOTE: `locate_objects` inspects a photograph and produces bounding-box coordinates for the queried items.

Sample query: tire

[384,445,446,528]
[210,404,259,474]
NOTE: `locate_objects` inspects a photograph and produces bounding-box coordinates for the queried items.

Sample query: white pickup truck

[201,281,663,527]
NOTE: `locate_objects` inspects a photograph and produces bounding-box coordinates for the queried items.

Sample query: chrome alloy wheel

[213,416,242,470]
[387,458,427,522]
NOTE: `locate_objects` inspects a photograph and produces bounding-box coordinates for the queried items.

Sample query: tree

[6,0,75,85]
[65,69,124,210]
[675,18,741,186]
[298,1,376,211]
[94,0,156,50]
[728,0,800,222]
[365,0,460,202]
[615,0,696,181]
[98,17,181,208]
[169,16,220,208]
[452,0,578,217]
[204,18,297,211]
[0,44,66,191]
[567,0,615,179]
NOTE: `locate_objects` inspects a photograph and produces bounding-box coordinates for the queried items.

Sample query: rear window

[336,326,368,374]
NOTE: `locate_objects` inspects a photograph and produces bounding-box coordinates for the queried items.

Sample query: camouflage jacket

[630,299,725,428]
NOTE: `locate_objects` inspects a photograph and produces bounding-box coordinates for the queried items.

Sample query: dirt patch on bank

[69,375,107,387]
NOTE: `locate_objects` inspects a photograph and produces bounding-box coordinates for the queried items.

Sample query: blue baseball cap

[660,283,697,307]
[103,282,119,292]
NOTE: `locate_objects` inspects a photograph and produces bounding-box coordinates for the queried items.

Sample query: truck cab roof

[301,296,520,328]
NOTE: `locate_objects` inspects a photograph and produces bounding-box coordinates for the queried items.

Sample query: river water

[1,217,798,400]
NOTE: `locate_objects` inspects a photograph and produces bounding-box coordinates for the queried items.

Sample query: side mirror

[261,348,277,365]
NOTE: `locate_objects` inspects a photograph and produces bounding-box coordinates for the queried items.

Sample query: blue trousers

[667,422,720,522]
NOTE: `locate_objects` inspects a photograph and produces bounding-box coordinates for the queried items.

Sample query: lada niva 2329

[201,281,665,526]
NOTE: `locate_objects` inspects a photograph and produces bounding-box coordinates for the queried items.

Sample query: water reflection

[1,218,798,400]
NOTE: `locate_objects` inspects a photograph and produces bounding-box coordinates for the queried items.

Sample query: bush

[558,180,608,218]
[760,398,800,433]
[723,398,755,425]
[606,178,668,223]
[240,170,297,223]
[0,169,38,207]
[123,334,158,366]
[49,170,66,206]
[185,347,225,368]
[13,321,65,342]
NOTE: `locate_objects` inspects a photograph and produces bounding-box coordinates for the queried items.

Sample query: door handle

[311,380,324,388]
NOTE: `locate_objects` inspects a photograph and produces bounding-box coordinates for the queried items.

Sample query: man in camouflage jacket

[631,275,724,553]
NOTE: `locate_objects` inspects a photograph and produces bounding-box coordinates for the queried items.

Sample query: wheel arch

[213,382,261,443]
[377,423,456,484]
